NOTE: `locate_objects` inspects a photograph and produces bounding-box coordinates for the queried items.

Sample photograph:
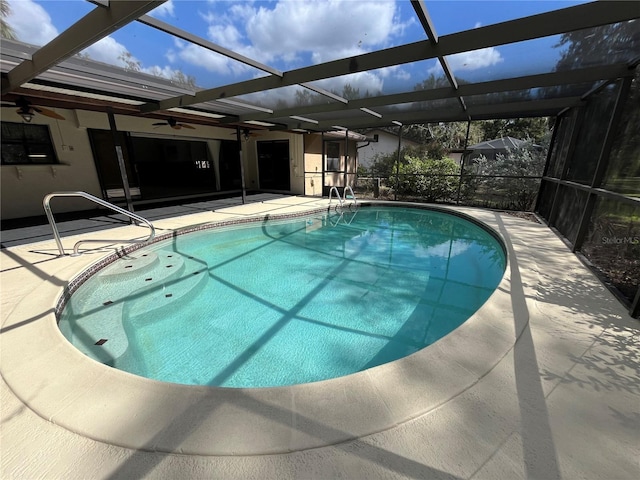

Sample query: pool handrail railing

[43,191,156,257]
[328,185,357,210]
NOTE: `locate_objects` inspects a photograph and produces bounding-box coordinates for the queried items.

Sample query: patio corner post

[321,132,325,197]
[456,119,472,205]
[236,126,247,204]
[394,124,403,202]
[107,109,134,217]
[344,129,349,190]
[631,286,640,319]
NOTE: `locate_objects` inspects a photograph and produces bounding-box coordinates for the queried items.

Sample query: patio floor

[1,195,638,479]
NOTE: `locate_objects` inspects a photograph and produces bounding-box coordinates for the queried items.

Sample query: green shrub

[396,156,460,202]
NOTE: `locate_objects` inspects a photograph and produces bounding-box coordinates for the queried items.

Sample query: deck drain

[165,293,173,298]
[166,265,173,268]
[95,339,108,346]
[125,265,133,269]
[145,278,152,281]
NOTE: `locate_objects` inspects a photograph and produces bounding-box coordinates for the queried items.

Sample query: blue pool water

[59,206,506,388]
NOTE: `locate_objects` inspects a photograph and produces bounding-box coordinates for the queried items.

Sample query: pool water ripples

[58,206,506,388]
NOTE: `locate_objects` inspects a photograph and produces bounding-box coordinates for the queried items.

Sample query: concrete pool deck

[1,195,638,479]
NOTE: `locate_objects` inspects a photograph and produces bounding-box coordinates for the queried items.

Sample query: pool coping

[1,200,521,456]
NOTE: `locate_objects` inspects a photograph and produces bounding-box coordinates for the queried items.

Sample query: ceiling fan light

[20,112,33,123]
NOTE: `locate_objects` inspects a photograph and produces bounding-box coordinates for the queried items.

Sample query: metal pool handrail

[344,185,357,207]
[328,186,342,206]
[43,191,156,257]
[328,185,357,210]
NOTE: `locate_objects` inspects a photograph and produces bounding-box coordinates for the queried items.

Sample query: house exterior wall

[1,107,103,219]
[245,130,304,194]
[303,133,358,197]
[1,108,305,220]
[357,129,419,169]
[303,134,323,197]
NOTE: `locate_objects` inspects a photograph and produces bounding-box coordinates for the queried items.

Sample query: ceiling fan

[152,117,195,130]
[1,97,65,122]
[230,127,263,141]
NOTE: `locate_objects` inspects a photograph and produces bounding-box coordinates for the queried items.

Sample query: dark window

[129,136,216,200]
[257,140,290,191]
[326,142,341,171]
[1,122,57,165]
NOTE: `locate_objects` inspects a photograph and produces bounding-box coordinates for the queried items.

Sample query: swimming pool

[58,205,506,388]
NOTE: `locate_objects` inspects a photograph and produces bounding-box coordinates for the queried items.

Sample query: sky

[5,0,593,106]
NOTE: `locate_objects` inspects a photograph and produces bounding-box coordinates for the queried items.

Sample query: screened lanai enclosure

[1,0,639,317]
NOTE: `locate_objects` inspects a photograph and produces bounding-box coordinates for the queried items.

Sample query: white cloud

[171,0,404,78]
[313,71,384,98]
[449,48,503,71]
[245,0,398,64]
[173,41,250,76]
[142,64,185,81]
[82,36,135,68]
[5,0,137,69]
[428,47,503,76]
[6,0,58,46]
[393,68,411,82]
[415,240,470,259]
[149,0,175,18]
[376,65,411,83]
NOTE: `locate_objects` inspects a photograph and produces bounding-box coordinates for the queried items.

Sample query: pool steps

[60,250,208,363]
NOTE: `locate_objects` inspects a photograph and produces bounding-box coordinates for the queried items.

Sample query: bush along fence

[355,140,547,211]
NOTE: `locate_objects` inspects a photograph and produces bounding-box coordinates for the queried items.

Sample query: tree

[369,145,426,179]
[555,20,639,72]
[118,51,141,72]
[1,0,16,40]
[397,156,460,202]
[146,65,197,89]
[294,88,321,107]
[475,138,549,210]
[170,70,196,89]
[479,117,550,144]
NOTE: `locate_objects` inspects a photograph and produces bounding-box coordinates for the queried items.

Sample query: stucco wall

[357,129,419,169]
[2,109,305,220]
[303,133,358,197]
[1,108,103,220]
[243,130,304,194]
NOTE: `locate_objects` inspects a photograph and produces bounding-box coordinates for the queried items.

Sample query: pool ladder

[43,191,156,257]
[328,185,357,211]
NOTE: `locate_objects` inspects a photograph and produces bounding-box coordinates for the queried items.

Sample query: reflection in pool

[59,206,506,388]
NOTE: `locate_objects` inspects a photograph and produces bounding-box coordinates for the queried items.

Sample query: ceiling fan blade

[180,123,195,129]
[34,106,65,120]
[152,122,166,126]
[171,124,181,130]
